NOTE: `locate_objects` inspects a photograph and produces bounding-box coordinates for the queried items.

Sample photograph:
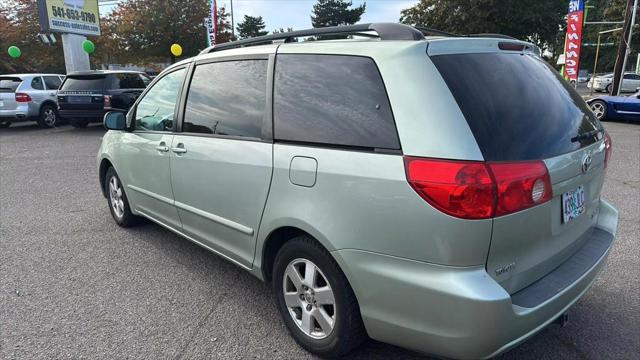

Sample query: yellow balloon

[170,44,183,57]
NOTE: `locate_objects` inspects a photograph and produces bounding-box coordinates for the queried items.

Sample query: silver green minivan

[97,24,618,359]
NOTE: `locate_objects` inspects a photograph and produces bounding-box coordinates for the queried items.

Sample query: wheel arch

[39,100,58,114]
[99,158,114,198]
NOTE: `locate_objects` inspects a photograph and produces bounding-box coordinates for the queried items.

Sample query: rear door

[170,57,273,268]
[57,75,106,111]
[0,77,22,111]
[430,43,606,294]
[43,75,62,102]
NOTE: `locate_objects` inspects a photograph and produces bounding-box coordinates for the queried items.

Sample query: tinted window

[43,76,62,90]
[0,77,22,93]
[431,53,601,161]
[111,73,146,89]
[274,54,399,150]
[183,60,267,138]
[61,76,106,91]
[31,77,44,90]
[135,68,186,131]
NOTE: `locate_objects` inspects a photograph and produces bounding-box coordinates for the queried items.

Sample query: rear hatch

[57,75,107,111]
[429,39,607,294]
[0,77,23,111]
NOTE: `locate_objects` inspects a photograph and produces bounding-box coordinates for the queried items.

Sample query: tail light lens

[604,130,612,169]
[15,93,32,102]
[103,95,112,109]
[405,157,552,219]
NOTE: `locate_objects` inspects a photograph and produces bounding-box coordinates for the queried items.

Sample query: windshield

[0,77,22,93]
[432,52,601,161]
[60,76,106,91]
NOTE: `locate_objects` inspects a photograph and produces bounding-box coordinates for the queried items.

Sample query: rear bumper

[333,199,618,359]
[0,105,31,121]
[58,109,106,121]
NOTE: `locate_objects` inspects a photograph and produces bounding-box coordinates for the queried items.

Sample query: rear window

[109,73,146,89]
[432,53,601,161]
[0,77,22,93]
[274,54,400,150]
[61,76,106,91]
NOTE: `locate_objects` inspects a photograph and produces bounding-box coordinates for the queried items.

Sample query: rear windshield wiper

[571,128,603,143]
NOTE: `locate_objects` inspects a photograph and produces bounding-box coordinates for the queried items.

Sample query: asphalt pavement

[0,121,638,359]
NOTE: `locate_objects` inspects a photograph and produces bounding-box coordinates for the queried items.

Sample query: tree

[237,15,268,39]
[311,0,366,28]
[0,0,65,73]
[216,6,235,44]
[400,0,566,52]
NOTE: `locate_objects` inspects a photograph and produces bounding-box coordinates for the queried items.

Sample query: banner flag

[563,0,585,81]
[206,0,217,46]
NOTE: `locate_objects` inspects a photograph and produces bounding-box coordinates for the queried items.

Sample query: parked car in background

[98,23,618,359]
[588,90,640,122]
[588,72,640,93]
[0,74,65,128]
[578,69,591,83]
[57,70,150,128]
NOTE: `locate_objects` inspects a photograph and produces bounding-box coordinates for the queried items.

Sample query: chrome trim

[127,184,174,206]
[174,200,255,236]
[135,208,252,271]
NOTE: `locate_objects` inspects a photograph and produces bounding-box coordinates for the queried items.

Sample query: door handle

[171,144,187,154]
[156,142,169,152]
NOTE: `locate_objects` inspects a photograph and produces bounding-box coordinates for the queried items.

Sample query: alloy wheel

[591,102,606,120]
[282,258,336,339]
[109,176,125,219]
[43,108,57,127]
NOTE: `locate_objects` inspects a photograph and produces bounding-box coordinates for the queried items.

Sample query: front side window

[31,77,44,90]
[274,54,400,150]
[183,60,267,138]
[135,68,186,132]
[44,76,62,90]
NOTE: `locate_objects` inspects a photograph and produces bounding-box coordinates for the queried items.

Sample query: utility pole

[611,0,637,95]
[230,0,235,38]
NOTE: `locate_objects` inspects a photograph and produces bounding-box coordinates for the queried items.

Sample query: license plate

[562,186,586,223]
[69,96,91,104]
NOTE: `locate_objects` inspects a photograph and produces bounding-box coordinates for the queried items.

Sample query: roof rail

[200,22,425,54]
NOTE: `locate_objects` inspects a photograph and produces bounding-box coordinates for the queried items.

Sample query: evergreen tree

[311,0,366,28]
[237,15,268,39]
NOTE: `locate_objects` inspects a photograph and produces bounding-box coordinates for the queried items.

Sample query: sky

[99,0,421,32]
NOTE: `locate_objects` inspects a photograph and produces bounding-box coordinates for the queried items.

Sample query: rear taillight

[404,157,552,219]
[604,130,612,169]
[15,93,32,102]
[103,95,112,109]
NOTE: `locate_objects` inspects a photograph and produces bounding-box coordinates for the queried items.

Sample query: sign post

[37,0,101,73]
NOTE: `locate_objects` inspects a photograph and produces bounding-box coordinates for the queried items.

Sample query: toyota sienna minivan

[97,23,618,359]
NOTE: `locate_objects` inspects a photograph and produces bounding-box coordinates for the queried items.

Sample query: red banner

[564,1,585,81]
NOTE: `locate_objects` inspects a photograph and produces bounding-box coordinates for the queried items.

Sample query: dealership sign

[37,0,101,36]
[563,0,584,81]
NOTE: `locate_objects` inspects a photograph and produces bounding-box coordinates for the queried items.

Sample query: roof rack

[200,23,424,54]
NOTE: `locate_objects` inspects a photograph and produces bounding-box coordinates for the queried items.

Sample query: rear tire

[37,104,58,128]
[105,167,140,227]
[272,235,367,358]
[69,118,89,128]
[0,120,11,128]
[590,100,608,121]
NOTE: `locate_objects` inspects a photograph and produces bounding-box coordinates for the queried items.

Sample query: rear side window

[111,73,146,89]
[61,76,106,91]
[43,76,62,90]
[183,60,267,138]
[431,53,601,161]
[31,77,44,90]
[274,54,399,150]
[0,77,22,93]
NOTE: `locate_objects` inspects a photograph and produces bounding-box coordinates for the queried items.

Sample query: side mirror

[103,111,126,130]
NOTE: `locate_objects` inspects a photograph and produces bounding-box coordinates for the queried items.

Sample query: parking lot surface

[1,122,638,359]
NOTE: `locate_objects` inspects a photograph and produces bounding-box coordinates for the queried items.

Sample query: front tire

[105,167,140,227]
[590,100,608,121]
[37,104,58,128]
[273,236,366,357]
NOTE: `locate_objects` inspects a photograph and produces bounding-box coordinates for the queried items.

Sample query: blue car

[588,92,640,122]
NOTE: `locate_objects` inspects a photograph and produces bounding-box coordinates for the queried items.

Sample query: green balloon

[8,46,21,58]
[82,40,95,54]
